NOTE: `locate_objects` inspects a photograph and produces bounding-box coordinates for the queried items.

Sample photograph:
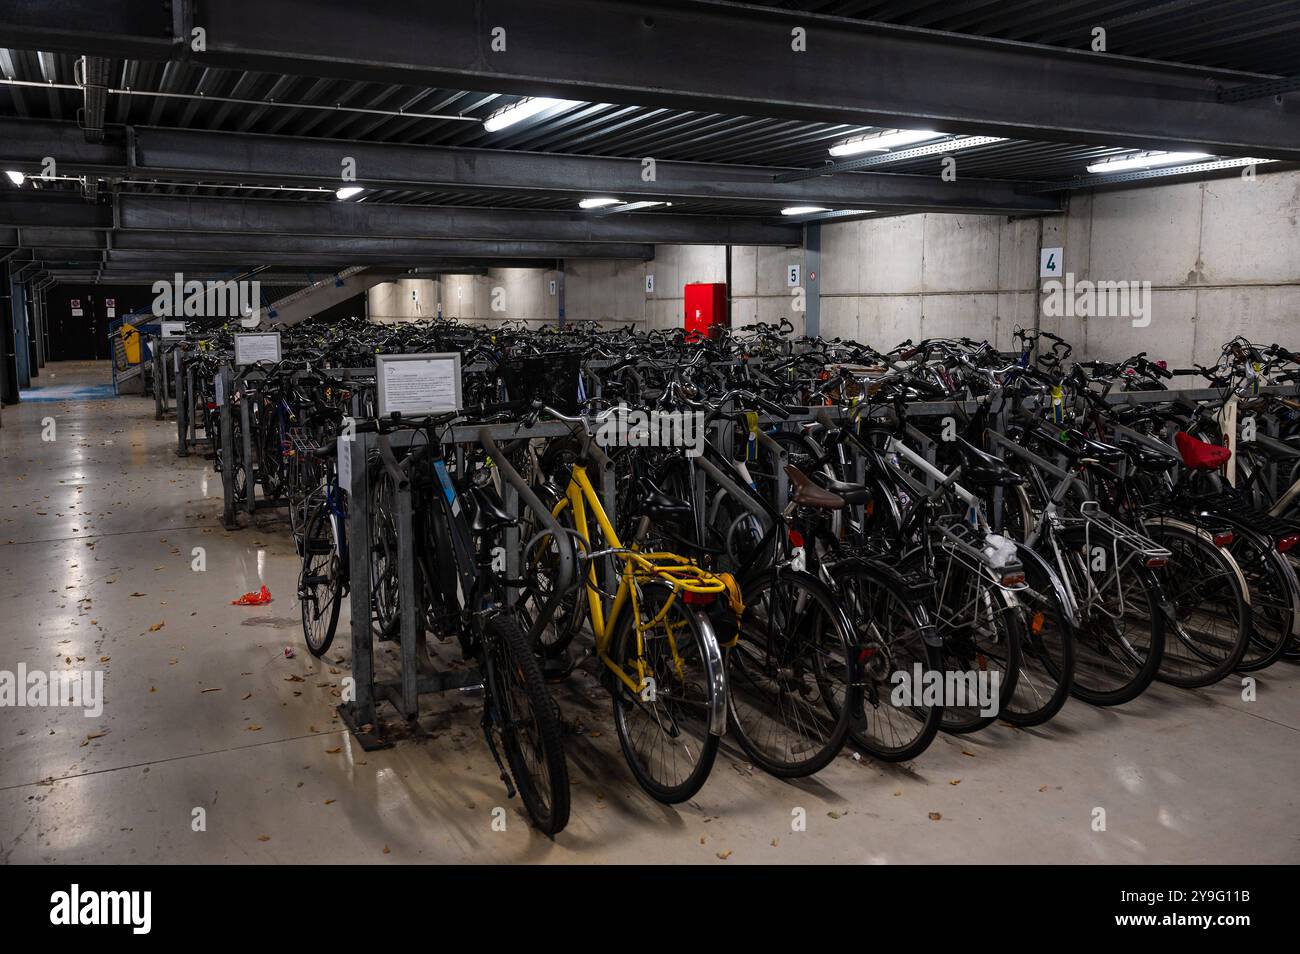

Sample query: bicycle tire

[609,580,721,803]
[727,567,856,777]
[485,614,571,836]
[299,502,343,657]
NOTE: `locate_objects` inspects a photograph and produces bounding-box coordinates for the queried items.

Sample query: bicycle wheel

[931,555,1022,734]
[1142,518,1250,687]
[831,561,943,762]
[1055,525,1164,705]
[727,567,856,777]
[1001,546,1076,727]
[1227,527,1299,672]
[367,461,401,640]
[517,486,586,658]
[299,502,343,657]
[609,580,722,802]
[485,614,570,836]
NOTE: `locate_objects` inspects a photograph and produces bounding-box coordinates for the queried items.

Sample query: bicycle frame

[555,462,728,734]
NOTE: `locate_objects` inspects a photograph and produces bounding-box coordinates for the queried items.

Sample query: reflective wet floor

[2,362,1298,863]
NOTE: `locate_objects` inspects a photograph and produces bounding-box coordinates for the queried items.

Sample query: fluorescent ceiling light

[609,200,668,212]
[483,96,572,132]
[781,206,830,216]
[335,186,364,200]
[829,129,941,157]
[579,196,620,209]
[1086,151,1212,174]
[5,170,24,186]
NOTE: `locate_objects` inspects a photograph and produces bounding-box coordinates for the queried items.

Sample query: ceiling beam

[114,194,800,245]
[0,117,1062,214]
[2,0,1296,159]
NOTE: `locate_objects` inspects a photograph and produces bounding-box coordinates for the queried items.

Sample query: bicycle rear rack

[933,519,1028,592]
[1061,501,1171,562]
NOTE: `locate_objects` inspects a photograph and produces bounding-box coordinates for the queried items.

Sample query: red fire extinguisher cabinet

[684,282,727,339]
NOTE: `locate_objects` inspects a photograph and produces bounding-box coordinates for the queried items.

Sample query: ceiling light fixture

[781,206,830,216]
[335,186,364,200]
[829,129,942,158]
[1086,151,1213,174]
[579,196,621,209]
[5,170,24,186]
[483,96,573,132]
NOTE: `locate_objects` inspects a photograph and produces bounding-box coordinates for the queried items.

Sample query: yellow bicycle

[520,408,733,803]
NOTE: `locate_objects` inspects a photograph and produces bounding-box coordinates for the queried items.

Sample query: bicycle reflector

[1145,556,1168,568]
[683,590,716,606]
[1000,570,1025,587]
[1277,534,1299,554]
[1212,530,1234,548]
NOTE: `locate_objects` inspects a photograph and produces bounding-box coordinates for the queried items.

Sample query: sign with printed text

[376,353,462,418]
[787,264,801,287]
[71,298,82,317]
[1039,247,1064,279]
[160,321,187,338]
[233,331,282,366]
[337,434,353,494]
[645,273,655,294]
[548,279,557,296]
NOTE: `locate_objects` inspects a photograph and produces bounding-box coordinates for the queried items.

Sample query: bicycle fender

[691,610,729,738]
[1012,543,1079,629]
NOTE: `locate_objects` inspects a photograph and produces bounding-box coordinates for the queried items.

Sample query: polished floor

[2,362,1298,864]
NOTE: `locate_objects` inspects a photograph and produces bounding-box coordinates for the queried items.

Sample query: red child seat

[1174,431,1231,470]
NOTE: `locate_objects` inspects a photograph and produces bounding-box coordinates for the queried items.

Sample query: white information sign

[233,331,282,366]
[336,435,353,494]
[645,274,655,294]
[376,353,462,418]
[1039,247,1064,279]
[161,321,187,338]
[787,263,801,287]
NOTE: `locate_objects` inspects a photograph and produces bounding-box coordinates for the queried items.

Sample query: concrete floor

[2,360,1298,864]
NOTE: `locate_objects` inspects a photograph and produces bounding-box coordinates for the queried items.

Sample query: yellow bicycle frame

[553,463,726,697]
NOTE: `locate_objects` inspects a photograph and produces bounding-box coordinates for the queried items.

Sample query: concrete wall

[365,169,1300,358]
[817,212,1041,352]
[814,167,1300,365]
[1037,171,1300,368]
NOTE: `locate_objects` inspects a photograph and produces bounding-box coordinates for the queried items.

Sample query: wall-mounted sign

[160,321,187,338]
[787,264,801,287]
[376,352,462,418]
[71,298,82,317]
[233,331,282,366]
[105,298,116,318]
[548,279,557,296]
[645,274,655,294]
[1039,247,1064,279]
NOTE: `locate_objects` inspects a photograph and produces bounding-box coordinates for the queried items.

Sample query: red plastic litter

[231,585,273,606]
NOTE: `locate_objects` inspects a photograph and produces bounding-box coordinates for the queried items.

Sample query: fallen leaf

[324,799,336,805]
[257,835,271,842]
[201,687,222,693]
[325,746,342,754]
[928,812,942,821]
[949,779,961,786]
[1038,785,1049,793]
[246,724,262,731]
[716,850,732,860]
[242,692,252,701]
[382,846,391,855]
[148,622,164,632]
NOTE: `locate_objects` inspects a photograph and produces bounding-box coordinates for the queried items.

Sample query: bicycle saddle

[1240,433,1300,461]
[785,465,845,510]
[954,438,1023,487]
[468,485,517,531]
[1175,431,1231,471]
[637,480,694,522]
[814,473,874,505]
